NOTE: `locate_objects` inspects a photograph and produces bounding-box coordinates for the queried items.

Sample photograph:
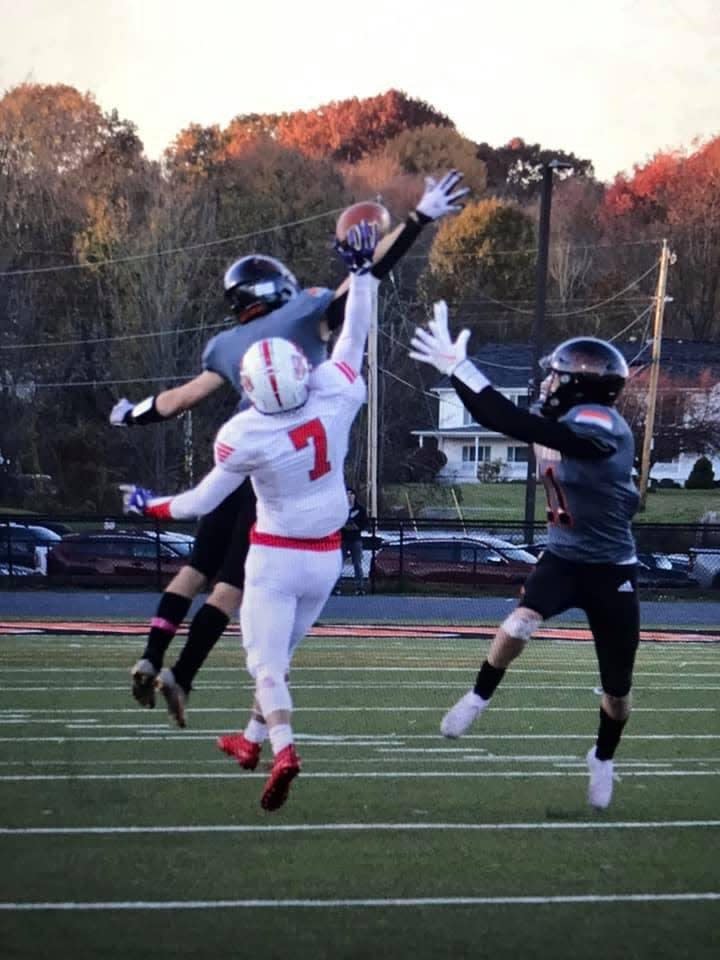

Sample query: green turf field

[0,626,718,959]
[382,483,720,524]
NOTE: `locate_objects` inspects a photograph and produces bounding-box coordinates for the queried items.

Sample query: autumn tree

[476,137,594,203]
[601,139,720,339]
[223,90,454,164]
[424,198,535,334]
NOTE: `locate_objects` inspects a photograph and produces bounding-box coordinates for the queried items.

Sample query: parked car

[46,531,188,586]
[0,562,38,578]
[688,548,720,589]
[636,553,698,589]
[0,523,62,569]
[371,536,536,587]
[139,529,195,558]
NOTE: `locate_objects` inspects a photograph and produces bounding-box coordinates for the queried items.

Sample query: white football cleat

[586,746,614,809]
[440,690,488,739]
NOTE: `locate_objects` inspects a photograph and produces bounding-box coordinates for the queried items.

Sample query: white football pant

[240,543,342,680]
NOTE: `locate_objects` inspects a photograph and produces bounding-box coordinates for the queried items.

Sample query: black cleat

[131,659,158,708]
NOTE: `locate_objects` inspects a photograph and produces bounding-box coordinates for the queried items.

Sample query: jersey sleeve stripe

[574,410,613,430]
[215,442,235,463]
[334,361,357,383]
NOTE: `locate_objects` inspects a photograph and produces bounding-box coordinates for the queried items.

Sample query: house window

[462,408,477,426]
[658,393,683,427]
[462,445,492,463]
[507,445,529,463]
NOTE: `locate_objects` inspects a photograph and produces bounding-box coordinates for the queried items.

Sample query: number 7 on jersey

[288,418,331,481]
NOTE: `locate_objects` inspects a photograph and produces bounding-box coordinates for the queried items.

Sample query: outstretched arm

[110,370,225,426]
[121,464,246,521]
[409,303,615,460]
[329,221,379,372]
[323,170,469,332]
[331,272,379,373]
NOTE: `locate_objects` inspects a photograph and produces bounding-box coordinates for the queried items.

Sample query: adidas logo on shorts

[617,580,634,593]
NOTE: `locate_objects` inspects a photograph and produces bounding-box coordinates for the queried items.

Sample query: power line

[0,207,347,277]
[12,375,195,390]
[0,320,229,351]
[0,208,666,279]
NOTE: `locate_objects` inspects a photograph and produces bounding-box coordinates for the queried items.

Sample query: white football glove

[118,484,154,515]
[409,301,471,376]
[110,397,134,426]
[415,169,470,221]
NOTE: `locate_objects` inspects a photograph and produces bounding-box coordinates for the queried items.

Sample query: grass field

[0,622,718,959]
[384,484,720,524]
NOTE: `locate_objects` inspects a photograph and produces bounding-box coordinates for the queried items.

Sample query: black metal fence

[2,514,720,593]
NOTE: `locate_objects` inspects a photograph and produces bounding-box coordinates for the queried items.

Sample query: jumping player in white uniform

[121,223,378,811]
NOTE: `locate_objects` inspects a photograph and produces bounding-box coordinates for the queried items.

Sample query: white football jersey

[212,359,366,538]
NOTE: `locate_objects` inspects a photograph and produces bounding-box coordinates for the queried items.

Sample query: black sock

[142,592,192,670]
[595,706,627,761]
[171,603,230,692]
[473,660,506,700]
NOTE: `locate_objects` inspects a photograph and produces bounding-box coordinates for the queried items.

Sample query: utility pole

[523,160,572,542]
[365,281,379,518]
[638,239,673,509]
[183,410,194,487]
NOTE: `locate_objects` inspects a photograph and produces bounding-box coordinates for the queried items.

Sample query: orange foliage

[218,90,453,165]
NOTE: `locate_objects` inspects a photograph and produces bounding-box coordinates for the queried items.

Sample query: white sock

[269,723,294,755]
[244,717,267,744]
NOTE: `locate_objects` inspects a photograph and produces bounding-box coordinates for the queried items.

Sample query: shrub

[685,456,715,490]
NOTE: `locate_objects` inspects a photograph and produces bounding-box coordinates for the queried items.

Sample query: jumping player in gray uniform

[409,301,638,810]
[109,170,470,732]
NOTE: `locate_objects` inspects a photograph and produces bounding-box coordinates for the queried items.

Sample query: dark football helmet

[539,337,629,418]
[223,255,300,321]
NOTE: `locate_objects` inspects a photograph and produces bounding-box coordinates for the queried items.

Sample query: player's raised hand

[334,220,378,274]
[415,170,470,222]
[110,397,134,426]
[409,301,471,376]
[119,484,155,515]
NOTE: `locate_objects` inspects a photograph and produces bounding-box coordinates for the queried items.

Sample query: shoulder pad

[568,407,615,432]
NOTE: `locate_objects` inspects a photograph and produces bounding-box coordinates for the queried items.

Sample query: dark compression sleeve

[451,375,615,460]
[369,213,425,280]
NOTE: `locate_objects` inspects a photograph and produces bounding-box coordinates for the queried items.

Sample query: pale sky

[1,0,718,182]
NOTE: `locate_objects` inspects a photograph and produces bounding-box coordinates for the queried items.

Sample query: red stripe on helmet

[260,339,284,409]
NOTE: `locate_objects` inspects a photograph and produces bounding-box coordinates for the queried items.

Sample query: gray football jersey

[202,288,335,409]
[536,404,639,564]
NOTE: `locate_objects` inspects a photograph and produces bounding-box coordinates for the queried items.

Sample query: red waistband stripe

[250,526,341,552]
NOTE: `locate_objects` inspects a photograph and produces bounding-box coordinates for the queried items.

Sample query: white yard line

[0,769,718,782]
[0,706,714,715]
[2,667,718,678]
[3,684,718,692]
[1,819,718,836]
[1,892,718,911]
[0,732,718,745]
[3,756,717,767]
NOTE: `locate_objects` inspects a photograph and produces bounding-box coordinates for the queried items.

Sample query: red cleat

[216,732,262,770]
[260,745,301,811]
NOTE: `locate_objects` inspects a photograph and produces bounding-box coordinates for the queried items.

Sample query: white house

[412,340,720,486]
